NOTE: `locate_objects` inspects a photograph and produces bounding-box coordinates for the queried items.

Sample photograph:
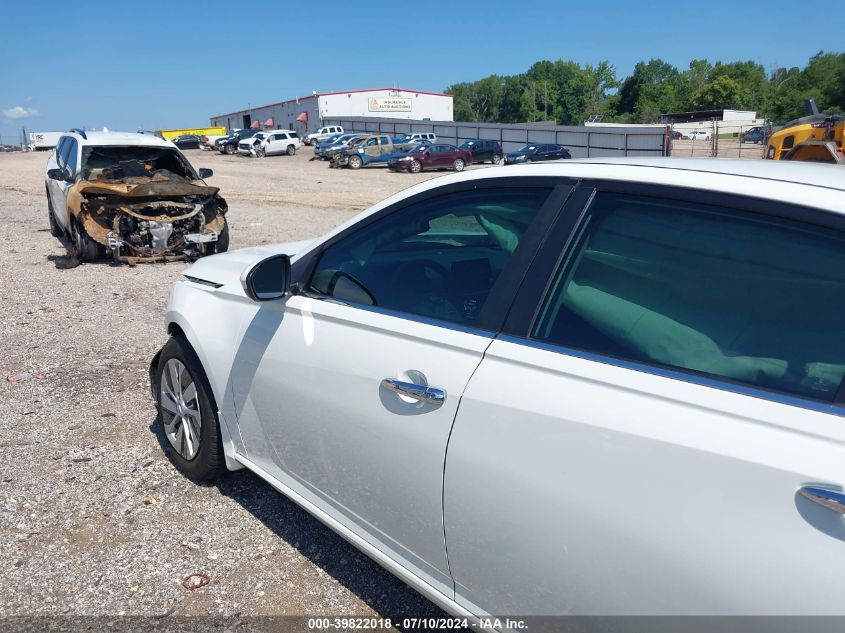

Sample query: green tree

[615,59,679,120]
[691,76,747,110]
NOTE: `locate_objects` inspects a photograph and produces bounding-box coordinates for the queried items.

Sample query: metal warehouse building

[210,87,453,136]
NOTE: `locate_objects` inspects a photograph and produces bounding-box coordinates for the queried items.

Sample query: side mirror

[198,168,213,179]
[47,167,71,181]
[241,254,291,302]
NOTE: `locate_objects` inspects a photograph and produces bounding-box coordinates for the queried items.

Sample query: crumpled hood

[181,240,315,291]
[75,172,219,198]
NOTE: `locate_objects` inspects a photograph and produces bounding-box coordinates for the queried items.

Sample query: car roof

[67,131,174,148]
[353,158,845,221]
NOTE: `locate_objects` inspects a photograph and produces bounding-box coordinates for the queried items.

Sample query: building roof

[210,87,452,120]
[660,109,757,123]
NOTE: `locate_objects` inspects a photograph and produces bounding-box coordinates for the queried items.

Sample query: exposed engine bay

[68,146,228,263]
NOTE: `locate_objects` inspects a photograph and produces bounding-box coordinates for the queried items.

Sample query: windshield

[253,133,267,140]
[517,145,539,154]
[80,146,197,181]
[459,141,476,149]
[407,145,429,154]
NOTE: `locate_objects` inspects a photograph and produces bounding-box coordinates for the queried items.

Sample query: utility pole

[543,80,548,120]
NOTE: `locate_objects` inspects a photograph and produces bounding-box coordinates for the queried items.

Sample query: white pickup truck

[304,125,344,146]
[200,134,227,150]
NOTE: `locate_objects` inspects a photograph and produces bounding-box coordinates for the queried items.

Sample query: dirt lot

[0,148,485,622]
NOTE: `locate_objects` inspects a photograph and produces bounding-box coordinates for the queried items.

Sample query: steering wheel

[389,259,451,295]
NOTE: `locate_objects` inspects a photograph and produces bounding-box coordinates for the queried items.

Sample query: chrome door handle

[381,379,446,404]
[799,486,845,514]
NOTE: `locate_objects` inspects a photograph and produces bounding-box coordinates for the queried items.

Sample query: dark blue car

[504,143,571,164]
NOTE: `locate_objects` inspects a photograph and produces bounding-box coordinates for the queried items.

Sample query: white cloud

[3,106,40,119]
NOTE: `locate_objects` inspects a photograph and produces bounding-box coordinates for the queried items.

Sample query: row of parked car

[311,130,572,173]
[187,124,574,171]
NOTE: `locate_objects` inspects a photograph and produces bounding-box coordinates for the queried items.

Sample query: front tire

[453,158,465,171]
[348,154,363,169]
[224,143,235,155]
[72,219,102,261]
[491,154,502,165]
[409,159,422,173]
[156,336,225,481]
[213,218,229,253]
[286,144,296,156]
[254,145,266,158]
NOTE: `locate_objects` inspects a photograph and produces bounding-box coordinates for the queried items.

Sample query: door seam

[440,336,495,597]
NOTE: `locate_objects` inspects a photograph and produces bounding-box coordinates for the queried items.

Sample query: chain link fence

[668,121,770,160]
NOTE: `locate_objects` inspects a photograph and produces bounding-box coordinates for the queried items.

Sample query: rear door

[266,133,286,155]
[430,145,453,168]
[51,138,77,230]
[444,182,845,616]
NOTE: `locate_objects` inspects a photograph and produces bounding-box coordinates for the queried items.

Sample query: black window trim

[290,176,576,334]
[501,178,845,416]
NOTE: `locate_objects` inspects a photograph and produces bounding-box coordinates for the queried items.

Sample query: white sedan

[683,129,712,140]
[152,158,845,619]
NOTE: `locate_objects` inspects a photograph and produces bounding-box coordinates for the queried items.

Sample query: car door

[476,142,491,162]
[50,138,77,230]
[444,182,845,616]
[432,145,454,168]
[541,144,559,161]
[265,133,283,155]
[230,181,568,598]
[47,137,67,228]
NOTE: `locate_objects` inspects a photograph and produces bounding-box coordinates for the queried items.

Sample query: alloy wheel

[160,358,203,460]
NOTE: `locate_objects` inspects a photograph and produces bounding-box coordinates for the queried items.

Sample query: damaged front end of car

[69,172,227,264]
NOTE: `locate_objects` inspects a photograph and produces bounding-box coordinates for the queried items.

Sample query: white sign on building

[368,97,412,112]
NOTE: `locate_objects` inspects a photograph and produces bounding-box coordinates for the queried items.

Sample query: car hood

[76,170,219,197]
[506,151,532,158]
[181,239,314,290]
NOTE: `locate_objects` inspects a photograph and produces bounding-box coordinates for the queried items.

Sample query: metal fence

[323,117,669,158]
[667,121,769,160]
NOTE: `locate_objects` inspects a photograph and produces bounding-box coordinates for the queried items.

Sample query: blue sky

[0,0,839,141]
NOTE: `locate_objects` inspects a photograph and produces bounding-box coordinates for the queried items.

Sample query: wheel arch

[157,311,245,471]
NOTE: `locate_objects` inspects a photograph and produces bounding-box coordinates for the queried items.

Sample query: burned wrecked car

[45,131,228,263]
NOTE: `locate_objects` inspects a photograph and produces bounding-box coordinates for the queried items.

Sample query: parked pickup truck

[201,134,227,150]
[330,134,424,169]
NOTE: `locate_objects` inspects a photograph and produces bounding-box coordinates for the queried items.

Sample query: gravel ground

[0,148,487,624]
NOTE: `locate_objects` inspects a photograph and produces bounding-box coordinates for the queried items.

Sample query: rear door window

[532,191,845,402]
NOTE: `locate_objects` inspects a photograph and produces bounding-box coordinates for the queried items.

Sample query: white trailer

[29,131,63,151]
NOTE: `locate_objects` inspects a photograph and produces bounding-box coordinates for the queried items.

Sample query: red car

[388,143,473,173]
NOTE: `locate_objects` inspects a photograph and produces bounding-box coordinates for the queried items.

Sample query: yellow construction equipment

[766,99,844,163]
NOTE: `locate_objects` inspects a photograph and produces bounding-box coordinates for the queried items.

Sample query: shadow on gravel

[148,414,447,622]
[46,253,80,269]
